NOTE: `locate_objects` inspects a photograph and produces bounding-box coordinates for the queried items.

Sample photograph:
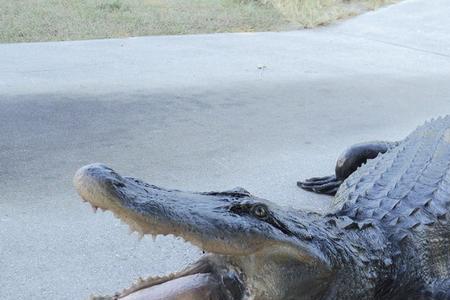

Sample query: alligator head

[74,164,341,300]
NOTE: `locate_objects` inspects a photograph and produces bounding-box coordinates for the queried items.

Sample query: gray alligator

[74,117,450,300]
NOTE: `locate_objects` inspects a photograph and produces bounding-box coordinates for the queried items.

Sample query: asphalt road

[1,0,450,299]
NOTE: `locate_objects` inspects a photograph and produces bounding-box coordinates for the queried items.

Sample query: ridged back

[334,116,450,231]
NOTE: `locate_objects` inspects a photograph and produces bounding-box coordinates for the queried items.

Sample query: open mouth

[84,209,246,300]
[74,164,246,300]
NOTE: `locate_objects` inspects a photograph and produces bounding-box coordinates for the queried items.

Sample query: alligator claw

[303,175,336,184]
[297,175,342,196]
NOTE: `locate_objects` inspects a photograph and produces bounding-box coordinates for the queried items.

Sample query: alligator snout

[74,163,125,211]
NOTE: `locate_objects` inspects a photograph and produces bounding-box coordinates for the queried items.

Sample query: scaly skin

[75,116,450,299]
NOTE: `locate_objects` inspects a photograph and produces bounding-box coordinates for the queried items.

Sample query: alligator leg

[297,141,399,195]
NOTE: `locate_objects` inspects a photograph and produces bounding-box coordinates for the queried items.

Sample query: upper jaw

[73,163,285,255]
[74,164,332,266]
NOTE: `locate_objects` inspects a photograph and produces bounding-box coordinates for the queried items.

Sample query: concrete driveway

[1,0,450,298]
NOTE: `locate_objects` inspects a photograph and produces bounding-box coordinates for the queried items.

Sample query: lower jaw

[120,272,232,300]
[106,255,245,300]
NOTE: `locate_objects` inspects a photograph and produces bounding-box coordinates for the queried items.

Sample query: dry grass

[0,0,397,43]
[259,0,398,27]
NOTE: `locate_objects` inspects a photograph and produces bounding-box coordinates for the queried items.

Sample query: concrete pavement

[1,0,450,299]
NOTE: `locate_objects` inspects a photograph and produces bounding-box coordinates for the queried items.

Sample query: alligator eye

[252,204,268,219]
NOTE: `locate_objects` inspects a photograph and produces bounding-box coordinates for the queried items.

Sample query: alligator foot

[297,141,398,196]
[297,175,342,195]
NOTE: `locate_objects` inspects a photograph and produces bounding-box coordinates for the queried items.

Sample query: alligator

[74,117,450,300]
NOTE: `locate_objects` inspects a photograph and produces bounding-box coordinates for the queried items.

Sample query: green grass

[0,0,287,42]
[0,0,397,43]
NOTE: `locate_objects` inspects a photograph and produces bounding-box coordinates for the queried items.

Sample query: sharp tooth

[152,235,157,242]
[138,232,144,240]
[91,205,98,213]
[129,224,139,233]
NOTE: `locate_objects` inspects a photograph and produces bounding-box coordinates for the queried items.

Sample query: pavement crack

[337,32,450,59]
